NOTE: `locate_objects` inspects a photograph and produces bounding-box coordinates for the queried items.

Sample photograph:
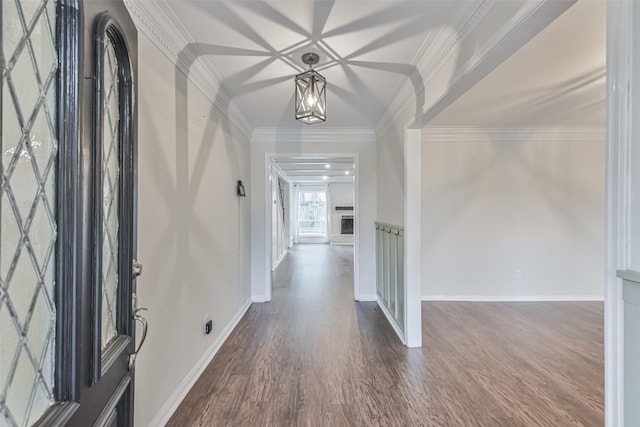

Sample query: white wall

[134,33,251,426]
[604,3,640,424]
[329,183,355,236]
[376,104,414,226]
[250,130,377,301]
[421,127,605,299]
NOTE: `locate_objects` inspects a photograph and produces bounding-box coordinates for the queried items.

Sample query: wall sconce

[237,180,246,197]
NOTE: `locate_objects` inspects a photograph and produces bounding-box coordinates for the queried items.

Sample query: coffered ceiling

[273,156,355,183]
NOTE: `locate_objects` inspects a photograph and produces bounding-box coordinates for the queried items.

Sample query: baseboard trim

[421,295,605,302]
[377,297,406,345]
[271,250,287,271]
[251,295,268,303]
[147,299,252,427]
[330,234,355,246]
[356,293,377,302]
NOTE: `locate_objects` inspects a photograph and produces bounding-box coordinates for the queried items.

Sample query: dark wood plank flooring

[167,244,604,426]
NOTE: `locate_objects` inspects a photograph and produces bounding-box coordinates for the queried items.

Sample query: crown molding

[251,127,376,144]
[124,0,254,140]
[270,162,295,185]
[415,0,575,128]
[375,0,495,137]
[125,0,573,142]
[421,126,606,143]
[376,0,574,137]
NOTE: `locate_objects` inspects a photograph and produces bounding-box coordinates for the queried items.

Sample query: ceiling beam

[411,0,577,128]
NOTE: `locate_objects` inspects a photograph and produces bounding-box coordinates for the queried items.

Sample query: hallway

[168,244,603,426]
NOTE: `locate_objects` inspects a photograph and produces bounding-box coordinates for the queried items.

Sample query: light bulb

[306,95,317,108]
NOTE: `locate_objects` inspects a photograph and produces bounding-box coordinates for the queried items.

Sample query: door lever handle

[128,307,149,371]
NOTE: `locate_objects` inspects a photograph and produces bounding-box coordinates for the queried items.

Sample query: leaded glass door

[2,0,139,425]
[65,1,139,426]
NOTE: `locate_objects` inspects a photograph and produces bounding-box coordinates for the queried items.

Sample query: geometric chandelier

[295,52,326,124]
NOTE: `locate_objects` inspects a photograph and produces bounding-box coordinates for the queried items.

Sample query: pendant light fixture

[295,53,326,124]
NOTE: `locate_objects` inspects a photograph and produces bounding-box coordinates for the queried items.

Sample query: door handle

[128,307,148,371]
[132,260,143,278]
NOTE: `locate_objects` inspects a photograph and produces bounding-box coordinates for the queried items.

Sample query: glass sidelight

[1,0,59,424]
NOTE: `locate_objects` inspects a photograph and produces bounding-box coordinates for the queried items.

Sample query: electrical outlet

[204,316,213,335]
[515,270,522,279]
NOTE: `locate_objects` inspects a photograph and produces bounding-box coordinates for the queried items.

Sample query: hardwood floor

[167,244,604,426]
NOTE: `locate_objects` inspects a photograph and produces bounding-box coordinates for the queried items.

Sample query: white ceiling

[144,0,605,133]
[429,0,606,127]
[162,0,479,129]
[266,3,604,183]
[274,156,355,183]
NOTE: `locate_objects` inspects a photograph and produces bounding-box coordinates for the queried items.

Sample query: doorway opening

[297,187,328,243]
[267,155,358,299]
[414,0,607,422]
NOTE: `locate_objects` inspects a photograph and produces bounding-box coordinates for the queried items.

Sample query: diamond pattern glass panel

[1,0,58,426]
[101,38,120,350]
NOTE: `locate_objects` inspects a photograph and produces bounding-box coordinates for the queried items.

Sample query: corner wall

[134,33,252,426]
[421,127,605,300]
[376,104,415,226]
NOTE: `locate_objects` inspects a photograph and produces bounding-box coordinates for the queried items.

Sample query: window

[298,189,327,238]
